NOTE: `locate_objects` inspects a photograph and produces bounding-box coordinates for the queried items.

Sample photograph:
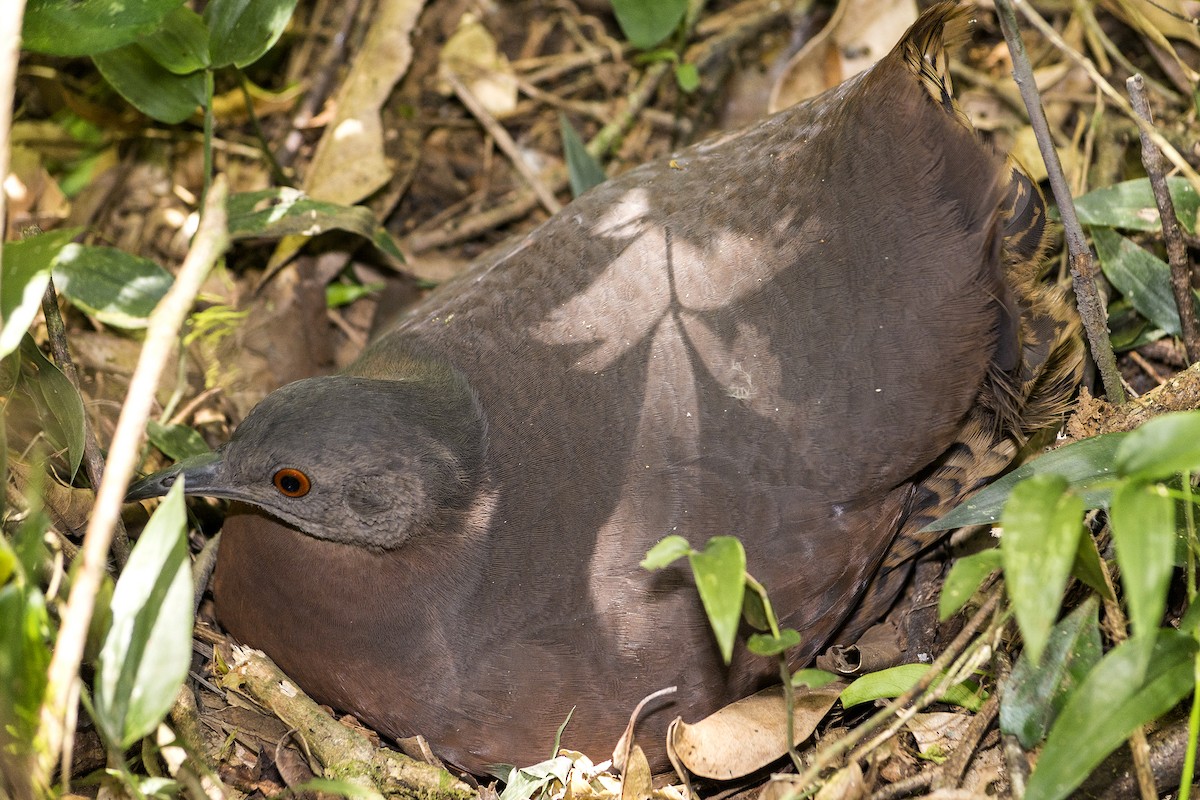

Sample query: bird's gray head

[127,374,487,550]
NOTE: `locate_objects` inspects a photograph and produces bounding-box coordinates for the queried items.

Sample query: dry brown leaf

[666,682,844,780]
[814,762,867,800]
[438,13,519,118]
[767,0,918,113]
[904,711,972,762]
[619,744,653,800]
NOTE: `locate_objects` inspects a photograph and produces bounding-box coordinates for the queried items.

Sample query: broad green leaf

[1114,411,1200,481]
[687,536,746,665]
[938,549,1001,620]
[204,0,300,68]
[22,0,186,56]
[1000,474,1083,664]
[146,420,211,462]
[226,189,403,263]
[1000,598,1101,748]
[1,228,80,359]
[840,664,984,711]
[1073,177,1198,234]
[640,535,691,570]
[1025,630,1197,800]
[611,0,688,49]
[20,337,85,479]
[53,245,174,329]
[791,668,838,689]
[0,514,53,755]
[139,6,210,74]
[93,479,194,749]
[93,45,206,124]
[1070,531,1113,599]
[1109,482,1175,651]
[741,585,770,630]
[1094,226,1196,337]
[923,433,1124,531]
[746,628,800,657]
[559,115,606,199]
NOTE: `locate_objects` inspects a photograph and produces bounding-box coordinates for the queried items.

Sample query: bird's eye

[273,468,311,497]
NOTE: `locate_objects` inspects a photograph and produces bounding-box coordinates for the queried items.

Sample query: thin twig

[41,281,134,567]
[1127,74,1198,364]
[994,0,1127,405]
[35,180,230,791]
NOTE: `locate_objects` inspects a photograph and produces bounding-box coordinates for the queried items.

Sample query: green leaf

[687,536,746,665]
[1,228,80,359]
[791,668,838,689]
[640,535,691,570]
[139,6,210,74]
[22,0,186,57]
[925,432,1124,531]
[559,115,607,199]
[226,189,404,263]
[674,62,700,93]
[52,245,174,329]
[746,628,800,657]
[741,585,770,630]
[93,45,206,124]
[938,549,1001,621]
[326,281,384,309]
[1073,177,1198,234]
[204,0,300,68]
[1000,598,1101,748]
[1114,411,1200,481]
[146,420,212,462]
[93,479,194,749]
[0,515,53,755]
[499,755,573,800]
[1025,630,1197,800]
[840,664,984,711]
[610,0,688,49]
[1000,474,1084,664]
[1070,531,1113,599]
[1093,226,1193,337]
[1110,482,1175,651]
[20,336,85,479]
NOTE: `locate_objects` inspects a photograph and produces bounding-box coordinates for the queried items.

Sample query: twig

[1127,74,1198,364]
[40,280,132,567]
[993,0,1127,405]
[446,70,562,216]
[35,180,230,791]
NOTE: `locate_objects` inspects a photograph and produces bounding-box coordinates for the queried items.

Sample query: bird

[128,3,1082,776]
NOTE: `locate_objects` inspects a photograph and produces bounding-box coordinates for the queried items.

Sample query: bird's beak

[125,449,226,502]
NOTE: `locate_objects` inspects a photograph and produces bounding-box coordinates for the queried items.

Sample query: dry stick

[793,588,1004,791]
[1128,74,1199,364]
[40,280,132,567]
[446,70,563,216]
[994,0,1126,406]
[35,180,230,790]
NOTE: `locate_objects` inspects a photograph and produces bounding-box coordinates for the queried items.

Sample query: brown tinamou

[129,3,1082,775]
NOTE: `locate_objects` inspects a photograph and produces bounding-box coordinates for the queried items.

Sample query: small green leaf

[747,628,800,656]
[1000,474,1084,664]
[0,514,52,755]
[204,0,299,68]
[139,5,210,74]
[52,245,174,328]
[1073,177,1198,234]
[674,62,700,93]
[687,536,746,665]
[741,585,770,630]
[1114,411,1200,481]
[93,45,206,124]
[1025,630,1197,800]
[939,549,1001,620]
[841,664,984,711]
[559,115,607,199]
[610,0,688,49]
[640,535,691,570]
[20,337,85,479]
[93,479,194,749]
[1,228,80,359]
[1000,598,1101,748]
[326,281,384,309]
[791,668,838,689]
[226,189,403,263]
[1070,531,1113,599]
[1093,226,1194,337]
[145,421,211,462]
[1110,482,1175,650]
[924,433,1124,531]
[22,0,186,57]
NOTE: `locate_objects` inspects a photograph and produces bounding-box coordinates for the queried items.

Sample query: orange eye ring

[273,468,311,498]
